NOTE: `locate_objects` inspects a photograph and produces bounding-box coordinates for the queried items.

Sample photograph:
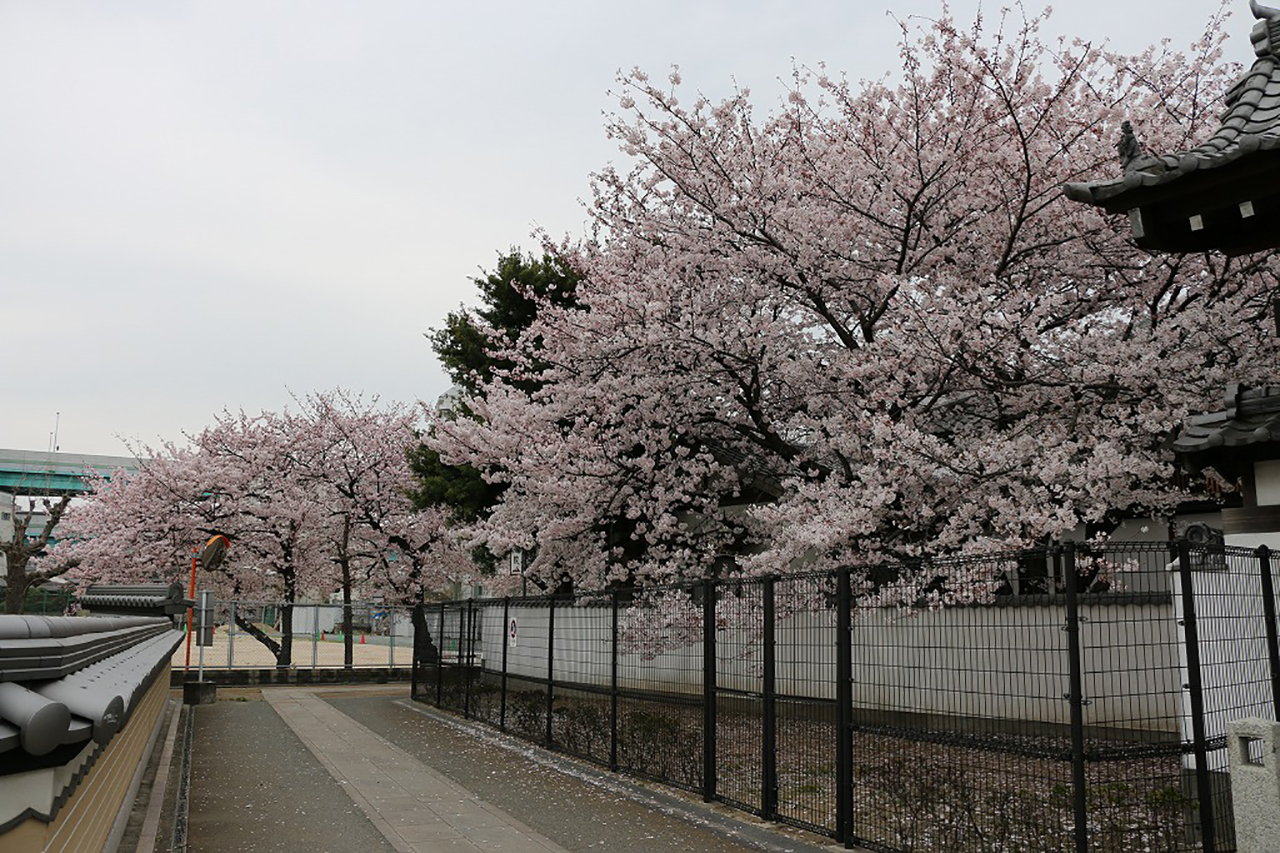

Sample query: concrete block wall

[0,665,170,853]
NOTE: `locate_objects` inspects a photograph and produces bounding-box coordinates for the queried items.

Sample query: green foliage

[413,249,580,530]
[405,443,501,522]
[431,311,491,398]
[553,698,606,757]
[506,689,548,739]
[429,249,580,396]
[617,708,703,787]
[24,585,73,615]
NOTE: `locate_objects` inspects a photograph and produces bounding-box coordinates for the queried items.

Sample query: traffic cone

[360,633,366,644]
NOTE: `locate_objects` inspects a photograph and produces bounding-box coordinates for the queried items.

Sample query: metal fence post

[1062,543,1089,853]
[1177,539,1217,852]
[1257,545,1280,720]
[389,610,396,668]
[545,593,556,747]
[311,607,319,670]
[436,603,445,706]
[835,567,854,847]
[455,601,466,713]
[610,589,620,772]
[501,597,510,731]
[464,600,474,719]
[228,601,236,669]
[410,604,420,699]
[703,578,717,803]
[762,576,777,820]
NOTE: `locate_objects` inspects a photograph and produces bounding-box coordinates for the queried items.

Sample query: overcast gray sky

[2,1,1242,456]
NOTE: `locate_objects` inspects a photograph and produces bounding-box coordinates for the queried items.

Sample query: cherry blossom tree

[50,449,225,593]
[433,6,1280,603]
[3,494,76,614]
[51,391,455,665]
[282,390,456,666]
[192,410,333,665]
[51,417,326,665]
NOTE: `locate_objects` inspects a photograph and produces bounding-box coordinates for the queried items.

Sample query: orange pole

[185,550,197,670]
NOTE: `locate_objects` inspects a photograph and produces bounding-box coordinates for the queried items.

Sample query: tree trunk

[411,604,439,664]
[235,612,282,662]
[4,569,28,615]
[4,507,35,614]
[335,519,355,669]
[278,601,294,668]
[3,495,74,614]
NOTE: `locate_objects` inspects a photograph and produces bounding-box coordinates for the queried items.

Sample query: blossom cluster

[432,9,1279,601]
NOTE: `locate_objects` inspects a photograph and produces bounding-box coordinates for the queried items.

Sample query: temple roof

[0,615,181,834]
[79,582,192,617]
[0,614,174,682]
[1065,2,1280,210]
[1173,384,1280,470]
[0,615,180,765]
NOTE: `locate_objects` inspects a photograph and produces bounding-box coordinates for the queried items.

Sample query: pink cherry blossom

[432,8,1278,605]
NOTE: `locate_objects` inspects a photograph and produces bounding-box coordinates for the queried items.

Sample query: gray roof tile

[1064,14,1280,208]
[0,623,181,763]
[1173,385,1280,460]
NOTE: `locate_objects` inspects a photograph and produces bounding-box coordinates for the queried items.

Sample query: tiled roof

[1173,384,1280,462]
[0,615,174,681]
[80,582,192,616]
[1064,4,1280,208]
[0,616,181,760]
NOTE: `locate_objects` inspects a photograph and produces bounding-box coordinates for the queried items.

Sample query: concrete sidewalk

[266,689,566,852]
[182,686,845,853]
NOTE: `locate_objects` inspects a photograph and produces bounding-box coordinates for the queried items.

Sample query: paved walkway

[265,689,566,852]
[185,686,845,853]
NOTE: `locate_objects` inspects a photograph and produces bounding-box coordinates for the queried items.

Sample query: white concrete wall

[457,597,1186,733]
[289,605,341,635]
[1256,460,1280,507]
[423,546,1275,741]
[288,605,413,637]
[388,610,413,639]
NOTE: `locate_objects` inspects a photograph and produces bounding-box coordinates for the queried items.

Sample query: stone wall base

[170,667,410,688]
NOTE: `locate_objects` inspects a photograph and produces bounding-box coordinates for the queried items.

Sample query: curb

[169,667,410,688]
[169,706,194,853]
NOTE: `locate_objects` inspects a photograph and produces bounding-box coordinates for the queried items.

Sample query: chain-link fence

[171,600,415,671]
[23,586,75,615]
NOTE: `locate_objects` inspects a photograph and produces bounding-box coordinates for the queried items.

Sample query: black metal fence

[411,542,1280,852]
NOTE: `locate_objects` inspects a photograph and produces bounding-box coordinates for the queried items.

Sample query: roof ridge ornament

[1065,3,1280,255]
[1117,121,1165,175]
[1252,1,1280,57]
[1252,0,1280,19]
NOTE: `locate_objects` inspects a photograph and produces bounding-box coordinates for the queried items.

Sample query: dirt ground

[169,627,407,670]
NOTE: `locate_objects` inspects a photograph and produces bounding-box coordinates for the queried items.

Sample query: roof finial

[1117,121,1164,175]
[1252,1,1280,20]
[1251,2,1280,57]
[1117,121,1142,170]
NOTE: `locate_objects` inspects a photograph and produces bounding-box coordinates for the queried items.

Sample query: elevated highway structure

[0,449,139,497]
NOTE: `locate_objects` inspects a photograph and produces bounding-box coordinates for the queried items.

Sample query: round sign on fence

[508,617,518,648]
